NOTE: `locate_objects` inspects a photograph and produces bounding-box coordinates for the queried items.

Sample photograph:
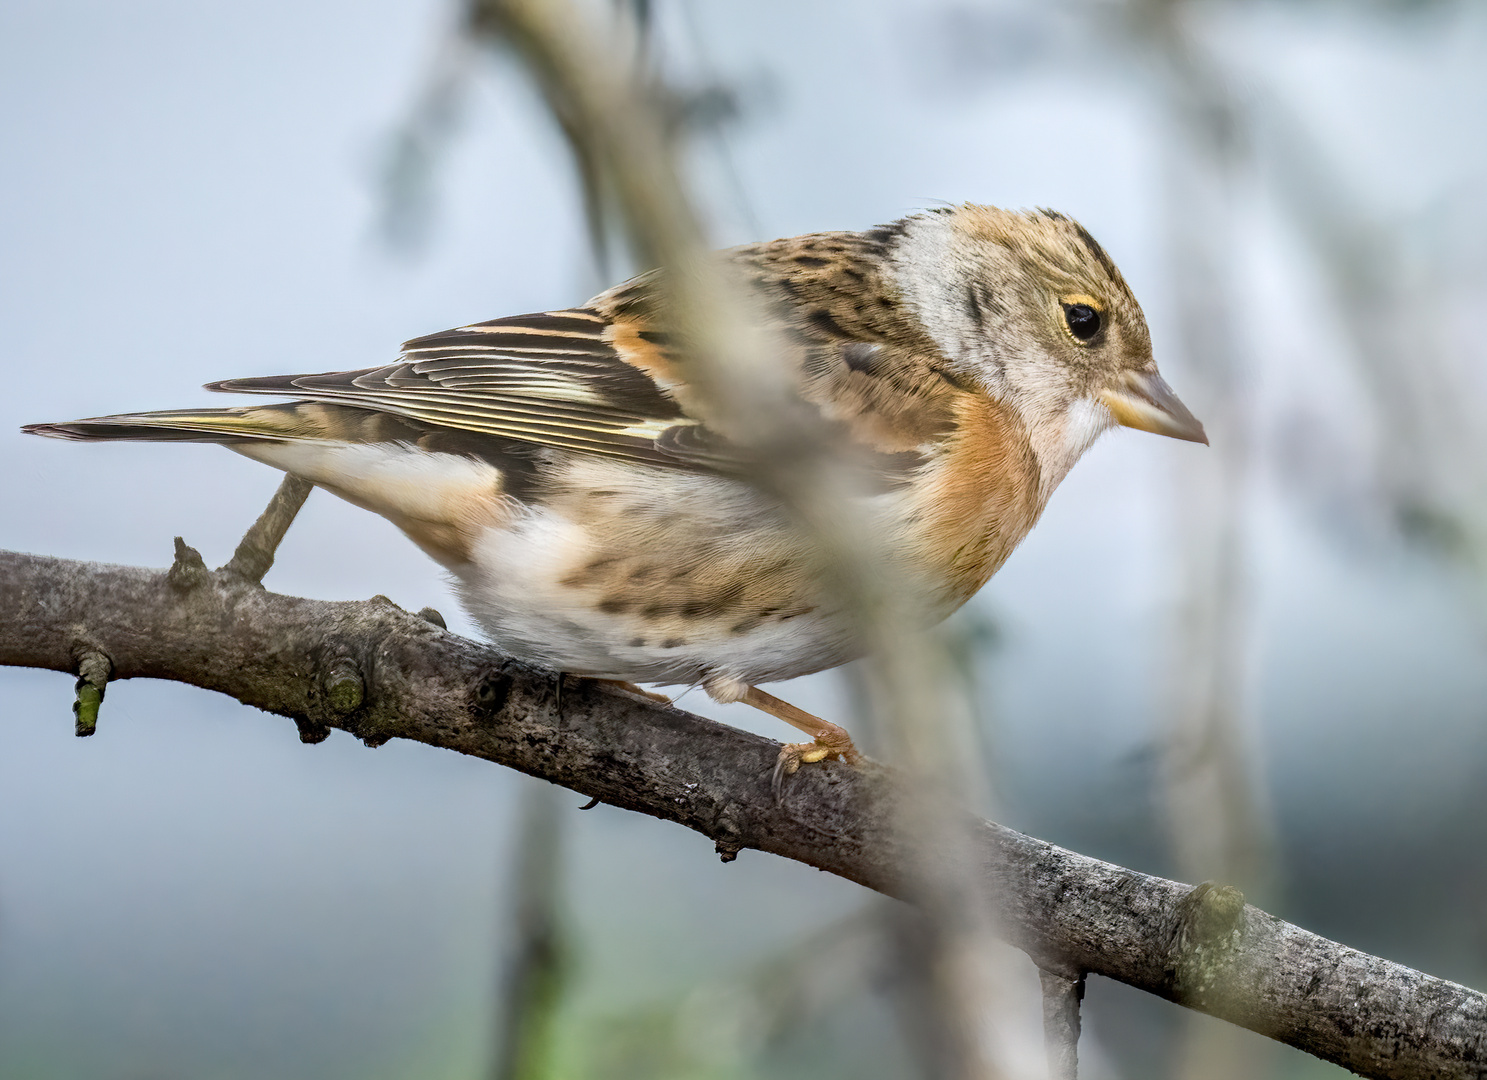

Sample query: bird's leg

[593,679,672,704]
[739,686,862,796]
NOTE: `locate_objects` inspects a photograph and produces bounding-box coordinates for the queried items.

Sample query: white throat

[1025,397,1115,503]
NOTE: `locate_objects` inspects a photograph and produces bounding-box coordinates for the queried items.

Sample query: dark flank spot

[598,596,631,615]
[680,600,723,619]
[661,637,685,649]
[778,606,814,621]
[730,617,762,635]
[587,490,620,500]
[1070,221,1119,281]
[638,328,671,346]
[841,342,880,374]
[793,255,830,268]
[628,565,659,583]
[964,284,988,331]
[627,636,646,648]
[839,265,866,283]
[808,309,847,338]
[560,556,618,588]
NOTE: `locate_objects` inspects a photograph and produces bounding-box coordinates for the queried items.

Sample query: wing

[209,238,962,480]
[208,307,729,471]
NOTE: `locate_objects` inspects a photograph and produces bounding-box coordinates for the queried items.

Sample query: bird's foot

[704,680,864,801]
[771,725,862,802]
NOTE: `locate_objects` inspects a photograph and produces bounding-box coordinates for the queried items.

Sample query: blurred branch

[465,3,1030,1077]
[2,546,1483,1080]
[1038,969,1084,1080]
[491,782,569,1080]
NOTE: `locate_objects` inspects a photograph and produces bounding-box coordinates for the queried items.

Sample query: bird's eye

[1063,303,1102,342]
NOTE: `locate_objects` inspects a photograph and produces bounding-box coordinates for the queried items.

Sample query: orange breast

[900,393,1043,612]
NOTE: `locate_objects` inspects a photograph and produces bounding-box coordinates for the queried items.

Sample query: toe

[772,745,803,803]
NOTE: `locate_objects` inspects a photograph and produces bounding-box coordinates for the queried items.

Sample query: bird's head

[890,204,1206,490]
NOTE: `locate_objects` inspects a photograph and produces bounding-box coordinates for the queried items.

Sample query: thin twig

[491,782,567,1080]
[1038,968,1084,1080]
[220,474,314,583]
[469,4,1027,1074]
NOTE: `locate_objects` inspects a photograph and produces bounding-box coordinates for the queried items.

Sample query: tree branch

[1,545,1482,1078]
[219,473,314,584]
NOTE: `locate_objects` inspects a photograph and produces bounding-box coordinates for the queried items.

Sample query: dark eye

[1063,303,1102,342]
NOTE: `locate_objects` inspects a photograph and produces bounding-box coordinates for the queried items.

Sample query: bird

[25,204,1206,787]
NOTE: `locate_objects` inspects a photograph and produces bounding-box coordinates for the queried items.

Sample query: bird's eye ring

[1062,303,1102,342]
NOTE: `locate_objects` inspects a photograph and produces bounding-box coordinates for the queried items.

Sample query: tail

[26,400,517,568]
[23,403,363,444]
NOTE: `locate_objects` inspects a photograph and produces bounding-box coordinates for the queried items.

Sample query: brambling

[26,204,1205,783]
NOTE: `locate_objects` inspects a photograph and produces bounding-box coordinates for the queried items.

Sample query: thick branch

[1,546,1483,1079]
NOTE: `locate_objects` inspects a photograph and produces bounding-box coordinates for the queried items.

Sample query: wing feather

[204,266,944,485]
[208,308,712,470]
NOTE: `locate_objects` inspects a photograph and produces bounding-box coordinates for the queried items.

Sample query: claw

[772,744,803,803]
[771,733,862,803]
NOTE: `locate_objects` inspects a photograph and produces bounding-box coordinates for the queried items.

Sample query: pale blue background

[3,2,1485,1077]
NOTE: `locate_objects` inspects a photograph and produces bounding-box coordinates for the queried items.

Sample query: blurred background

[3,1,1486,1077]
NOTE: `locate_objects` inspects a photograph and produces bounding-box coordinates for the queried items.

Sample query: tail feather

[22,403,379,444]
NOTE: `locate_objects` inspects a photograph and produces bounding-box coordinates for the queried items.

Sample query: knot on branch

[167,538,209,592]
[322,657,365,716]
[416,606,447,629]
[72,649,112,737]
[714,837,743,863]
[473,667,514,719]
[294,718,332,745]
[1171,880,1246,1007]
[302,651,370,745]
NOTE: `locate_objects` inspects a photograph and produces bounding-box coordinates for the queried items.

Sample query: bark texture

[2,546,1483,1079]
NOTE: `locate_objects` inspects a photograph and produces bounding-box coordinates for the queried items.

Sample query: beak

[1098,369,1208,445]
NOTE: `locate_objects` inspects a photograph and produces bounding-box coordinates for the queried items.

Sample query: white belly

[451,493,860,687]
